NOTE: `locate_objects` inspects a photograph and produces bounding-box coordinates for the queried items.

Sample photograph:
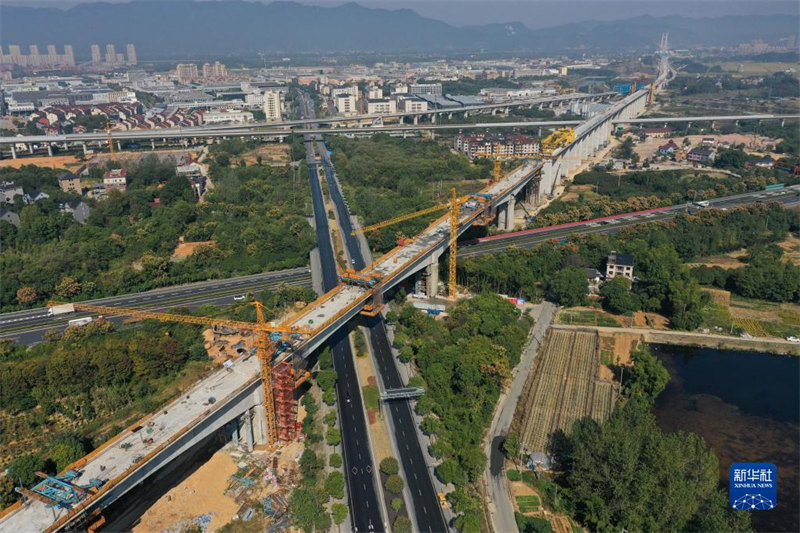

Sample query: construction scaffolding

[273,361,297,442]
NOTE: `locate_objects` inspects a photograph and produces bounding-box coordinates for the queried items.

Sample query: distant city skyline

[3,0,798,29]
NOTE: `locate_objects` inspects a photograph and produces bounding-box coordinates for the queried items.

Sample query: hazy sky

[4,0,798,28]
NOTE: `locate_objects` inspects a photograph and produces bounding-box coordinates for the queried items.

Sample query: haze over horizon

[3,0,798,29]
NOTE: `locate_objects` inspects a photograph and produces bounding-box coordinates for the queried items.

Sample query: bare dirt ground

[778,235,800,265]
[134,448,240,533]
[241,144,290,166]
[172,239,215,260]
[688,248,748,270]
[0,154,81,169]
[633,133,781,161]
[632,311,670,330]
[202,329,255,362]
[560,184,598,202]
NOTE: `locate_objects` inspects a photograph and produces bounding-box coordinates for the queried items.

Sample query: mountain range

[1,1,797,58]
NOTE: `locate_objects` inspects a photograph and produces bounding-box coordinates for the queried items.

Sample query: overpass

[4,112,795,158]
[0,91,615,157]
[0,60,669,533]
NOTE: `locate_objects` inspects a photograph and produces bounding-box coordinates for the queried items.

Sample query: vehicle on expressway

[67,317,93,328]
[460,206,674,246]
[48,303,75,316]
[693,200,710,208]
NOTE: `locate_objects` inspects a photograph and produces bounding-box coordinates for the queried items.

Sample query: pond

[652,344,799,533]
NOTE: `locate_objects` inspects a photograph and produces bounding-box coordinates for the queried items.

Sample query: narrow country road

[485,301,557,533]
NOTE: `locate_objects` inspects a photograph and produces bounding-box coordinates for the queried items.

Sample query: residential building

[0,208,20,227]
[658,140,680,155]
[366,98,396,114]
[62,200,91,224]
[687,148,714,163]
[367,86,383,99]
[105,44,116,65]
[605,251,634,280]
[409,83,442,97]
[91,44,102,64]
[103,169,128,191]
[126,44,137,65]
[202,61,227,79]
[58,172,82,194]
[0,182,23,204]
[586,268,603,293]
[398,97,428,113]
[335,94,357,116]
[24,190,50,204]
[454,133,539,158]
[202,109,254,125]
[701,137,716,146]
[331,85,359,98]
[263,90,283,122]
[642,127,672,138]
[176,63,199,83]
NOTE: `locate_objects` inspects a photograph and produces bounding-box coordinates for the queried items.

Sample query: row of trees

[329,134,491,253]
[553,347,752,532]
[392,294,530,532]
[1,151,315,310]
[460,204,799,328]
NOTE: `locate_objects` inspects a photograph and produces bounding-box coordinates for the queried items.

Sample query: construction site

[511,330,618,456]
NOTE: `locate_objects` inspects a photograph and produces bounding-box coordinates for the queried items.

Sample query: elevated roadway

[0,268,312,345]
[0,68,675,531]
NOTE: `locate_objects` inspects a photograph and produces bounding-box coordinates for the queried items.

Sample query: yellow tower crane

[105,121,116,161]
[352,188,471,298]
[475,128,576,182]
[55,301,313,446]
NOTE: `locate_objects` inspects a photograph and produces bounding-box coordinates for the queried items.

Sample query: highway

[316,138,449,532]
[0,268,311,345]
[302,97,385,532]
[458,186,800,258]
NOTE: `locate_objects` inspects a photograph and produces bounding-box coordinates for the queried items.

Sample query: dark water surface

[652,344,799,533]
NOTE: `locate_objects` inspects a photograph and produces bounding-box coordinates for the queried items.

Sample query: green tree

[624,347,670,404]
[379,457,399,475]
[391,497,404,511]
[326,427,341,447]
[393,516,412,533]
[317,369,338,391]
[331,502,348,530]
[385,474,405,494]
[503,433,522,469]
[299,449,321,481]
[324,471,345,499]
[55,276,82,299]
[329,453,343,469]
[289,487,330,532]
[550,267,588,307]
[600,277,640,314]
[47,435,86,472]
[436,459,466,485]
[7,454,44,486]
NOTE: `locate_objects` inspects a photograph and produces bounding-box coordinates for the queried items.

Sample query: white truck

[48,303,75,316]
[693,200,710,208]
[67,317,93,328]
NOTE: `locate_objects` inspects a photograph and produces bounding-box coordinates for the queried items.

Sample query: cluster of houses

[24,103,212,134]
[586,251,635,292]
[0,178,90,227]
[652,134,777,168]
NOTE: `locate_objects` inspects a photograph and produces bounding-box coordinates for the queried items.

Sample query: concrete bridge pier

[426,255,440,297]
[47,143,53,157]
[431,113,437,124]
[10,144,16,159]
[491,108,497,116]
[82,142,87,155]
[151,139,156,150]
[28,143,34,154]
[413,116,418,125]
[505,196,516,231]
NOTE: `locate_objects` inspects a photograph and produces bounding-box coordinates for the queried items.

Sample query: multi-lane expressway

[0,268,311,345]
[458,185,800,258]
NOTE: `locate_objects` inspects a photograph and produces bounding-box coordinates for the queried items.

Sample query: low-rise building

[658,140,680,155]
[398,96,428,113]
[58,172,82,194]
[455,133,539,158]
[605,251,634,280]
[335,94,357,116]
[0,208,20,227]
[586,268,604,293]
[0,181,23,204]
[103,169,128,191]
[202,109,254,125]
[366,98,396,114]
[62,200,91,224]
[687,148,714,164]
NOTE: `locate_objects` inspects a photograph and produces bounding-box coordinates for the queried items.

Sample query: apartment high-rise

[126,44,137,65]
[263,89,283,122]
[105,43,116,65]
[64,45,75,67]
[28,45,40,67]
[176,63,199,83]
[91,44,101,64]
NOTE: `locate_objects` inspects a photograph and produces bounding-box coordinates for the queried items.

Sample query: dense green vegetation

[460,204,799,328]
[533,167,797,228]
[0,320,208,508]
[0,151,314,310]
[553,346,751,532]
[329,134,490,252]
[392,294,530,531]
